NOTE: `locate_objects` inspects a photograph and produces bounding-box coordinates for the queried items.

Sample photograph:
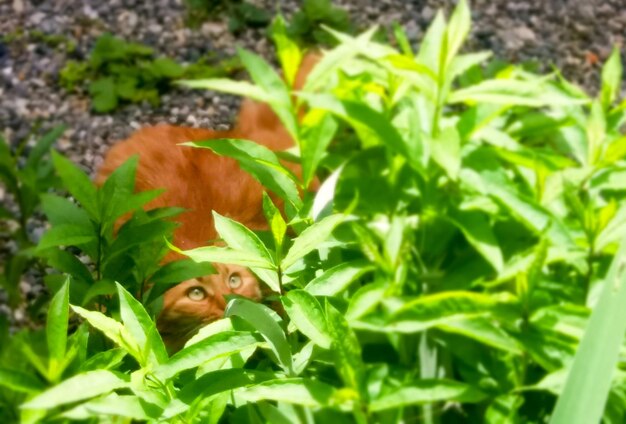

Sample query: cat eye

[228,273,242,289]
[186,287,207,301]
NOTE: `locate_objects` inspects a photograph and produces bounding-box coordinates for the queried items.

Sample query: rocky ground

[1,0,624,326]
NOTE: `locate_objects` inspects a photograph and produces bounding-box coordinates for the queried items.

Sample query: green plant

[183,0,271,32]
[0,29,76,53]
[286,0,352,46]
[6,1,626,422]
[35,152,215,311]
[59,34,242,113]
[0,126,65,307]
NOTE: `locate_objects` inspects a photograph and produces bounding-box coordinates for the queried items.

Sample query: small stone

[514,26,536,42]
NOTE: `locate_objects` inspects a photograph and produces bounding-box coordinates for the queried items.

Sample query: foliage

[286,0,352,46]
[183,0,271,32]
[0,126,65,307]
[59,34,242,113]
[0,29,77,53]
[4,1,626,422]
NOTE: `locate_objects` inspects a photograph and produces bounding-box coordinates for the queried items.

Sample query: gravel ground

[1,0,625,326]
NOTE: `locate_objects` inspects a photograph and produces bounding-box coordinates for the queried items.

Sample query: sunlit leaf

[282,290,331,349]
[22,370,129,409]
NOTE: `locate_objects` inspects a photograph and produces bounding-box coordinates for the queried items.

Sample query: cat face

[156,263,261,352]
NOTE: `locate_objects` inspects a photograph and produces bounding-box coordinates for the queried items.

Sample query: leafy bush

[4,0,626,422]
[286,0,352,46]
[59,34,242,113]
[183,0,271,31]
[0,126,65,308]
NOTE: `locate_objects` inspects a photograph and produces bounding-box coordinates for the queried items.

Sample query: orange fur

[96,52,320,351]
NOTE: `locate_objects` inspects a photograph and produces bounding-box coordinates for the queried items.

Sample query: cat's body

[96,53,319,351]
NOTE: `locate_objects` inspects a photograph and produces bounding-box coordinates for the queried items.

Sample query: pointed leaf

[305,260,374,296]
[601,46,622,108]
[225,298,293,373]
[450,210,503,272]
[51,151,99,220]
[186,138,301,209]
[71,305,141,361]
[116,283,168,366]
[47,278,70,363]
[326,301,366,398]
[213,211,274,264]
[154,331,260,381]
[282,214,344,269]
[22,370,129,409]
[236,378,338,408]
[282,290,331,349]
[370,379,486,411]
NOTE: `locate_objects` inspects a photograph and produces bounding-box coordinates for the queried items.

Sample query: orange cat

[96,53,319,351]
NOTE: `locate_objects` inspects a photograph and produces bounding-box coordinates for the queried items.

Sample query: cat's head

[156,263,262,352]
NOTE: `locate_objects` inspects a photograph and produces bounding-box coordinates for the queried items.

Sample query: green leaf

[179,79,275,103]
[550,242,626,424]
[236,378,338,408]
[439,317,522,354]
[22,370,129,409]
[370,379,486,411]
[302,94,415,166]
[262,192,287,254]
[150,259,216,285]
[282,214,344,270]
[213,211,274,264]
[449,79,587,107]
[36,224,97,251]
[25,125,66,169]
[71,305,141,361]
[89,77,118,112]
[51,151,99,220]
[417,10,446,76]
[392,23,413,56]
[431,125,461,180]
[61,393,159,421]
[237,47,298,138]
[326,301,366,398]
[99,156,163,232]
[388,291,516,333]
[79,348,127,372]
[46,278,70,365]
[152,57,184,78]
[300,109,337,187]
[282,290,331,349]
[225,298,293,373]
[601,46,622,108]
[186,138,302,209]
[116,283,168,366]
[450,210,503,272]
[40,193,92,228]
[305,260,374,296]
[0,368,45,393]
[445,0,470,67]
[171,369,276,409]
[346,282,386,321]
[270,15,302,88]
[174,243,276,269]
[154,331,260,381]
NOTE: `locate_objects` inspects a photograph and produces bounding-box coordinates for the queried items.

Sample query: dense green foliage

[0,126,65,307]
[60,34,242,112]
[183,0,271,31]
[285,0,352,46]
[3,1,626,422]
